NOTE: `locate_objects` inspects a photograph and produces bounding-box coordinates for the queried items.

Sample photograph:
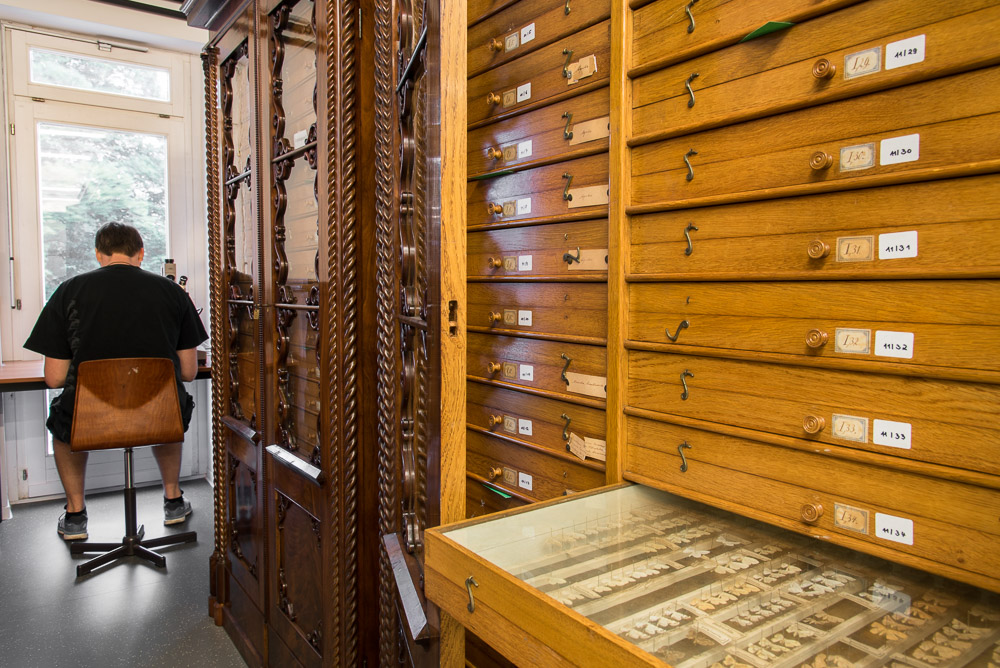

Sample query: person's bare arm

[43,357,71,388]
[177,348,198,382]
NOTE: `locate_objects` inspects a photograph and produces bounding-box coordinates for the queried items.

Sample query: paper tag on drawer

[567,433,587,461]
[832,414,868,443]
[517,310,532,326]
[520,23,535,45]
[567,55,597,85]
[518,471,533,491]
[839,143,875,172]
[565,372,606,399]
[566,249,608,271]
[836,236,874,262]
[516,82,531,103]
[517,418,533,436]
[516,198,532,215]
[584,437,606,462]
[504,33,519,52]
[567,185,609,209]
[517,140,532,159]
[835,328,871,354]
[518,364,534,381]
[878,231,917,259]
[569,116,610,146]
[875,331,914,359]
[834,503,869,534]
[880,134,920,166]
[876,513,914,545]
[518,255,532,271]
[873,419,912,449]
[844,46,881,80]
[885,34,925,70]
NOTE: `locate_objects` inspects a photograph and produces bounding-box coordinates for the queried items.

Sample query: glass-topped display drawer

[425,485,1000,667]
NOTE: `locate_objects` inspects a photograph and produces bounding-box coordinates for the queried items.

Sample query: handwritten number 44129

[894,48,919,58]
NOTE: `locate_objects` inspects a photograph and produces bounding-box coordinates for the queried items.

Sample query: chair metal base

[68,447,197,577]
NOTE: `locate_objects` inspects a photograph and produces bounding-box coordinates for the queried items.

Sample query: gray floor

[0,478,246,668]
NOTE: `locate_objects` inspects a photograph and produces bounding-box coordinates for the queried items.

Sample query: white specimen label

[516,197,532,215]
[879,231,918,259]
[885,34,925,70]
[873,419,912,449]
[520,23,535,44]
[875,330,914,359]
[518,471,533,491]
[516,82,531,103]
[517,418,533,436]
[875,513,914,545]
[518,364,534,381]
[293,129,309,149]
[880,134,920,166]
[517,255,533,271]
[518,310,533,326]
[517,140,533,159]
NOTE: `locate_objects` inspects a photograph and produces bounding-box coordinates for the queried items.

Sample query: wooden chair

[68,358,197,577]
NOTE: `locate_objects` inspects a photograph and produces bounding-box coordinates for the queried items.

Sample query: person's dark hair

[95,223,144,257]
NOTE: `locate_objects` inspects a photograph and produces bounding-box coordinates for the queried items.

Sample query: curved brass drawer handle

[684,223,698,256]
[560,353,572,385]
[465,576,479,613]
[563,247,581,264]
[562,48,574,79]
[678,441,692,472]
[562,173,574,201]
[665,319,689,342]
[561,413,571,442]
[683,149,698,181]
[564,0,571,15]
[680,370,694,400]
[685,0,699,33]
[562,111,573,140]
[685,72,699,108]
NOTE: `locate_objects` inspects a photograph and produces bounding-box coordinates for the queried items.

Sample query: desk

[0,359,212,392]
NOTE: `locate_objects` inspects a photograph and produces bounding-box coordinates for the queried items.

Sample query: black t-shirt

[23,264,208,441]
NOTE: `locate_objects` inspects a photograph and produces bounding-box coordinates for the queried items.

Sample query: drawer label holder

[844,46,881,80]
[834,503,869,534]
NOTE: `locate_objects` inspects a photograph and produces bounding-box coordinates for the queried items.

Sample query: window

[29,48,171,102]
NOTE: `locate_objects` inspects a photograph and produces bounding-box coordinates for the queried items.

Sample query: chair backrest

[70,357,184,452]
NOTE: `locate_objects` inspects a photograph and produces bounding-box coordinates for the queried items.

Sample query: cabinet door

[374,0,467,665]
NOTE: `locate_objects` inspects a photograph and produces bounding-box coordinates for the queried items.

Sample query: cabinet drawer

[631,0,861,74]
[468,429,606,501]
[469,0,518,28]
[467,476,529,519]
[469,219,608,279]
[468,20,610,128]
[629,281,1000,379]
[468,88,609,178]
[629,175,1000,280]
[627,351,1000,477]
[468,0,610,78]
[630,68,1000,211]
[468,283,607,342]
[467,381,606,460]
[468,332,607,402]
[626,417,1000,586]
[469,153,609,229]
[633,1,1000,142]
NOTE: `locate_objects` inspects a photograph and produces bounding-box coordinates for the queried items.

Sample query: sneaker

[164,496,192,525]
[57,508,88,540]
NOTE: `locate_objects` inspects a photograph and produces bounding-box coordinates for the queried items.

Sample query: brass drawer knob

[487,361,502,374]
[486,91,502,106]
[487,257,503,269]
[812,58,836,79]
[810,151,833,170]
[488,466,503,480]
[487,414,503,428]
[488,311,503,325]
[805,329,829,348]
[807,240,830,259]
[803,415,826,434]
[801,502,824,524]
[488,38,503,52]
[487,146,503,161]
[487,202,503,216]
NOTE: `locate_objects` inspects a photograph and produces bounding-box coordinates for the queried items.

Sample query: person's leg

[151,442,183,499]
[52,438,88,513]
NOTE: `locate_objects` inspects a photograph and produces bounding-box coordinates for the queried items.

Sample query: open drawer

[425,485,1000,667]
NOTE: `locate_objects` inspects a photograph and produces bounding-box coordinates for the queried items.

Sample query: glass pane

[37,122,169,298]
[29,48,170,102]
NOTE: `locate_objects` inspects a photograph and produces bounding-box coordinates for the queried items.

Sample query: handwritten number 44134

[881,527,907,538]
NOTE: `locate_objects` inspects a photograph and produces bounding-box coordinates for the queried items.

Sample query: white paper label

[518,471,533,491]
[517,418,533,436]
[873,419,912,449]
[516,198,532,215]
[880,134,920,166]
[878,231,918,259]
[875,330,914,359]
[885,34,925,70]
[564,372,607,399]
[504,33,519,52]
[875,513,914,545]
[517,140,533,159]
[293,129,309,149]
[584,437,606,462]
[832,414,868,443]
[567,433,587,461]
[517,255,532,271]
[517,310,532,326]
[518,364,534,381]
[844,46,881,80]
[516,82,531,103]
[520,23,535,44]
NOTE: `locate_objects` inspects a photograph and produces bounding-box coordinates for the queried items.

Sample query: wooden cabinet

[468,218,609,279]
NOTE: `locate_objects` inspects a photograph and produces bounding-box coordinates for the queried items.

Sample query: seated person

[23,222,208,540]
